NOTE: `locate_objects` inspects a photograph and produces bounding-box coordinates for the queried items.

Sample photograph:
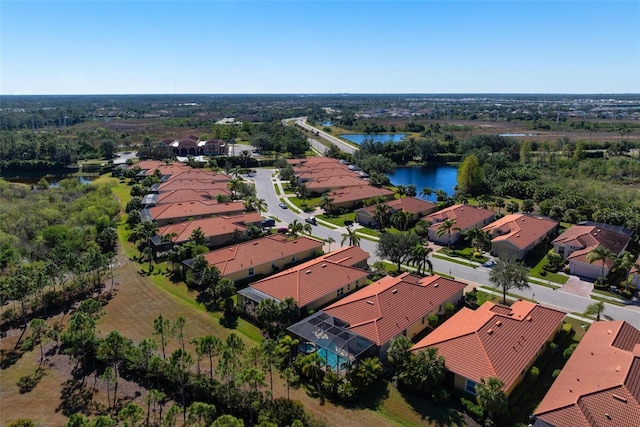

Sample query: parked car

[277,227,288,234]
[279,202,288,209]
[261,219,276,227]
[305,216,317,225]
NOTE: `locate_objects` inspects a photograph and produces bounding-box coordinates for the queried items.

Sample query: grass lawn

[288,196,321,212]
[524,244,569,285]
[318,211,357,227]
[356,227,381,237]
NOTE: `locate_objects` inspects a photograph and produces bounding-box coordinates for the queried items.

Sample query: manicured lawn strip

[528,278,561,289]
[274,185,281,196]
[318,212,356,227]
[356,227,381,237]
[287,196,320,212]
[590,294,626,307]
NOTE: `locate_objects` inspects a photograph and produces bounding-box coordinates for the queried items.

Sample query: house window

[422,316,425,325]
[402,330,407,337]
[248,267,254,276]
[271,261,276,268]
[292,255,296,262]
[465,379,477,395]
[347,283,351,291]
[337,288,344,297]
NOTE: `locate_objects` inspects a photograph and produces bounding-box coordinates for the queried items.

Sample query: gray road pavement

[292,117,359,154]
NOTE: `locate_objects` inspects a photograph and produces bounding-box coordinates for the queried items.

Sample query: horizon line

[2,92,639,97]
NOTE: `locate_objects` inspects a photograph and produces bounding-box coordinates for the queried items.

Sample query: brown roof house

[141,201,245,225]
[287,273,467,373]
[237,246,370,314]
[355,197,437,227]
[328,185,395,210]
[150,212,263,253]
[305,175,368,195]
[482,213,559,259]
[552,222,632,280]
[412,300,565,396]
[424,204,495,245]
[533,320,640,427]
[189,234,323,284]
[162,135,224,156]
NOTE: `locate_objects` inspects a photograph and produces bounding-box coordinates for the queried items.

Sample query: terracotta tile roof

[328,185,395,205]
[249,250,369,307]
[482,213,558,250]
[306,175,368,191]
[144,201,245,221]
[322,273,467,346]
[552,223,632,267]
[287,157,344,167]
[202,235,323,276]
[297,168,361,181]
[157,212,263,243]
[412,300,565,392]
[168,169,231,183]
[424,204,495,232]
[157,179,231,193]
[320,245,370,266]
[534,321,640,427]
[153,189,230,205]
[356,197,436,218]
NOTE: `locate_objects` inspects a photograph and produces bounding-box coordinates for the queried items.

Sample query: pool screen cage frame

[287,311,376,375]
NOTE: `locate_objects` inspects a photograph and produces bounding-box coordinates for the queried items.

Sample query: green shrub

[552,369,562,379]
[460,397,483,420]
[529,366,540,383]
[428,314,439,327]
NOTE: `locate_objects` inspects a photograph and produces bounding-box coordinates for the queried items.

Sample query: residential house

[161,135,224,156]
[306,175,368,194]
[143,188,232,207]
[412,300,565,396]
[150,212,263,253]
[533,320,640,427]
[551,222,632,280]
[190,234,323,284]
[141,201,245,225]
[423,204,495,245]
[482,213,559,259]
[237,246,370,313]
[321,273,466,359]
[355,197,437,227]
[328,185,395,210]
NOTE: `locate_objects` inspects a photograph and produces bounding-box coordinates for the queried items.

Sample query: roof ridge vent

[487,328,494,335]
[495,320,502,326]
[433,283,439,288]
[366,300,374,305]
[526,316,532,321]
[321,263,327,267]
[612,394,627,403]
[392,289,398,294]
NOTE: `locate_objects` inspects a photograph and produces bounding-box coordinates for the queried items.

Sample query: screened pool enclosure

[287,311,376,375]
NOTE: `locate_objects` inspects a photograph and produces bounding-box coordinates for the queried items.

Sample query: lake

[341,133,408,144]
[387,165,458,199]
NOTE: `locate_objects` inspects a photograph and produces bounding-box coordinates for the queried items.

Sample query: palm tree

[373,204,393,231]
[239,150,251,171]
[464,227,491,254]
[395,185,407,198]
[301,352,325,391]
[324,237,335,252]
[189,227,206,246]
[436,219,460,248]
[228,177,241,200]
[341,226,361,247]
[287,220,304,237]
[584,301,605,321]
[612,250,640,292]
[391,210,413,232]
[586,246,617,281]
[475,377,508,421]
[303,222,313,236]
[252,197,267,213]
[420,187,434,201]
[319,193,336,214]
[410,243,433,275]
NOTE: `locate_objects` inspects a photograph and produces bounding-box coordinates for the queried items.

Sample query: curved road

[288,117,359,154]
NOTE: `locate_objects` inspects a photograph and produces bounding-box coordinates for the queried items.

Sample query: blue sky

[1,1,639,95]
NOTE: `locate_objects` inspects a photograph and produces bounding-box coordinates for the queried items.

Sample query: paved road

[253,167,640,328]
[289,117,359,155]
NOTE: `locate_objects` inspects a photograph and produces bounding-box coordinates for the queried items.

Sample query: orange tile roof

[146,201,245,221]
[249,250,369,307]
[323,273,467,346]
[154,189,231,205]
[424,204,495,232]
[534,321,640,427]
[287,157,343,167]
[320,245,370,266]
[412,300,565,392]
[157,212,263,243]
[167,169,231,183]
[157,179,231,193]
[297,168,361,181]
[358,197,436,217]
[328,185,395,205]
[306,175,368,191]
[202,235,323,276]
[482,213,558,250]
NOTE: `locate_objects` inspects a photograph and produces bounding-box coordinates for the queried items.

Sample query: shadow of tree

[17,367,46,394]
[398,388,472,427]
[342,379,390,410]
[56,379,99,417]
